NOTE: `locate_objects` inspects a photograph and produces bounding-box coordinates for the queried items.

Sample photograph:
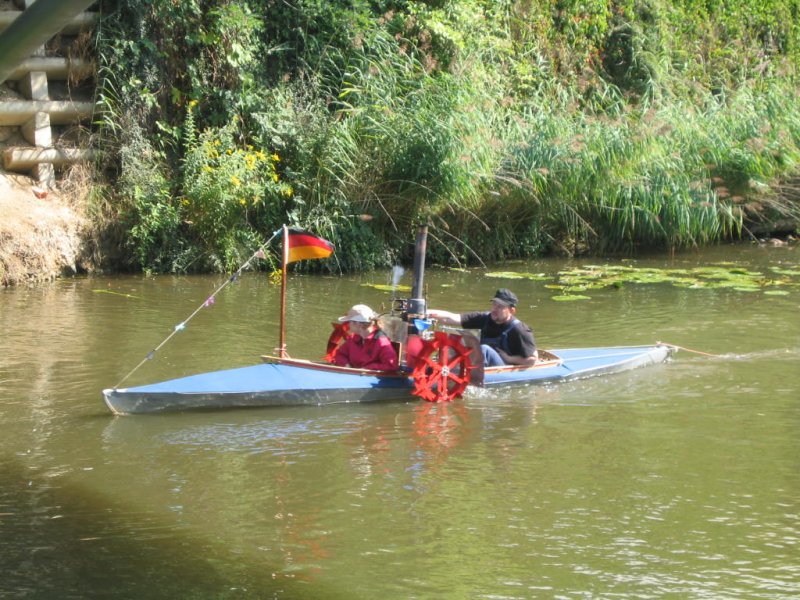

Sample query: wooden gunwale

[260,355,411,378]
[262,350,565,378]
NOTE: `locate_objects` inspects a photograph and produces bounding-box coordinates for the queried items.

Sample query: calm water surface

[1,244,798,599]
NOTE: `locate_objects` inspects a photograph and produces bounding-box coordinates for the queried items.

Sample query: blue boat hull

[102,345,672,415]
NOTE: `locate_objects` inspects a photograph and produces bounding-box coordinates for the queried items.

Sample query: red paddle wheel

[411,332,473,402]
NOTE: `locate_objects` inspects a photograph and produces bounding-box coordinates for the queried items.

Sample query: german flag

[286,228,334,263]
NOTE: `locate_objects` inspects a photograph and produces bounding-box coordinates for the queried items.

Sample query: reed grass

[277,63,800,264]
[457,76,800,255]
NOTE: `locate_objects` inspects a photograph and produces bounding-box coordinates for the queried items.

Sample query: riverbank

[0,169,91,286]
[6,1,799,282]
[1,166,795,289]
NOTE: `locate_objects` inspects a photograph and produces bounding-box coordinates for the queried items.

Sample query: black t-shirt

[460,312,536,358]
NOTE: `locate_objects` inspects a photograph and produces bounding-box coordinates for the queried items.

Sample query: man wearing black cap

[427,288,537,367]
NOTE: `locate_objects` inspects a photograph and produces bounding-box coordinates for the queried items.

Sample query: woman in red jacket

[333,304,398,371]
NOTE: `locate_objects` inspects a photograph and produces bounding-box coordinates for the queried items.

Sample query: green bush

[94,0,800,272]
[116,122,184,272]
[181,106,290,270]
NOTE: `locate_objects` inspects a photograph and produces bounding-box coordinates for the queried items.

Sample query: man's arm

[495,348,537,366]
[426,309,462,326]
[499,324,537,365]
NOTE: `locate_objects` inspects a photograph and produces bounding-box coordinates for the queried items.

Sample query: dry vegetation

[0,168,92,286]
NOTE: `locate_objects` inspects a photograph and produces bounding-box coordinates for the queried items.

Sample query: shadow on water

[0,457,350,600]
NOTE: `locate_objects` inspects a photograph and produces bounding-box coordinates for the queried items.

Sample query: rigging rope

[112,228,282,389]
[657,341,721,358]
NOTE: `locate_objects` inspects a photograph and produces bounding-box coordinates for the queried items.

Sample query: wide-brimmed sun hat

[338,304,377,323]
[491,288,518,307]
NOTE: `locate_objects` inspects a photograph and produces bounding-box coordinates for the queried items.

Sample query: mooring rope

[657,341,721,358]
[112,228,282,389]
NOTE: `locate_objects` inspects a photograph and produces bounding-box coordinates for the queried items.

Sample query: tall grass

[465,77,800,255]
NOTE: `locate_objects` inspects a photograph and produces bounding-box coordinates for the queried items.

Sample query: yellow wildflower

[202,165,213,173]
[272,173,279,182]
[271,153,280,162]
[230,175,241,187]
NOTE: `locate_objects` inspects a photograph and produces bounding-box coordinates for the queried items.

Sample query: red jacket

[334,330,398,371]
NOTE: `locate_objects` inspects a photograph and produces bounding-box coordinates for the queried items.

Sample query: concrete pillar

[33,162,55,188]
[19,2,52,187]
[20,111,50,145]
[0,100,94,125]
[18,70,49,100]
[3,147,94,170]
[33,113,55,189]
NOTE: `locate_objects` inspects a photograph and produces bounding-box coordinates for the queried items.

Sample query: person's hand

[427,309,459,325]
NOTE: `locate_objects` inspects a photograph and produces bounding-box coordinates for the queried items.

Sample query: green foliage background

[94,0,800,272]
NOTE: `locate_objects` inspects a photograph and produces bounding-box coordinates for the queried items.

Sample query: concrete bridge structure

[0,0,97,189]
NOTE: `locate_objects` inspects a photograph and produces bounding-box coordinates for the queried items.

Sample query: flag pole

[279,225,289,357]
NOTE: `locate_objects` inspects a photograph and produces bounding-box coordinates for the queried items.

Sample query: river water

[1,244,798,599]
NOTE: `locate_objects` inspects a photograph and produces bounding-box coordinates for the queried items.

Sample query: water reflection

[412,402,469,453]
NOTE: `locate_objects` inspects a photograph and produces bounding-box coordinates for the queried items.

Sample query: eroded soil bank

[0,170,94,286]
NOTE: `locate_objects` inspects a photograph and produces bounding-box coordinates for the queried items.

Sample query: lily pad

[770,267,800,276]
[484,259,798,301]
[361,283,412,292]
[485,271,550,280]
[672,281,707,289]
[551,294,592,301]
